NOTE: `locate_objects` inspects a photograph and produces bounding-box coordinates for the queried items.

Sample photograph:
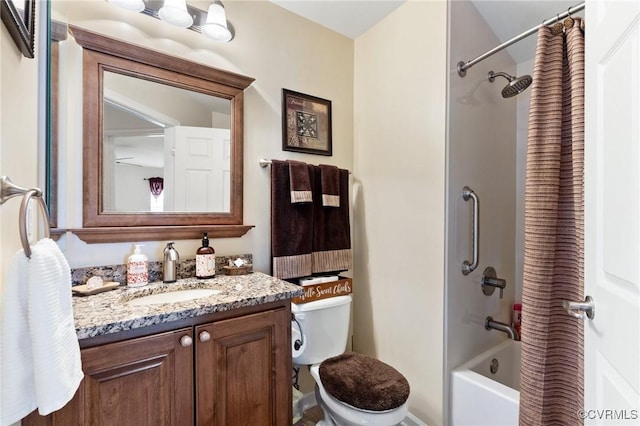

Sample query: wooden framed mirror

[69,26,254,243]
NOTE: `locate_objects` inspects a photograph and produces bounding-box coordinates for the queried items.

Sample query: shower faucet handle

[481,266,506,299]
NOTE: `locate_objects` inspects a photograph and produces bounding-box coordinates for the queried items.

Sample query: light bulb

[202,2,232,42]
[158,0,194,28]
[107,0,145,13]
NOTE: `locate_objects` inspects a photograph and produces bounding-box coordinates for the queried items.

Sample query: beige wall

[353,2,447,424]
[0,11,41,285]
[1,11,42,426]
[51,0,354,269]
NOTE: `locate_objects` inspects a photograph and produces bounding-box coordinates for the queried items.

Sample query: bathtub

[451,340,521,426]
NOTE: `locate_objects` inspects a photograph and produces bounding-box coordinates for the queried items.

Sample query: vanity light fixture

[105,0,234,41]
[158,0,193,28]
[202,1,232,42]
[107,0,145,12]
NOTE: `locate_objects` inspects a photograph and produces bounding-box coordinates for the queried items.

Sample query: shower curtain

[519,18,585,426]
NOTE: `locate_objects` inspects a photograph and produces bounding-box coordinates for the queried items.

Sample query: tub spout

[485,316,520,341]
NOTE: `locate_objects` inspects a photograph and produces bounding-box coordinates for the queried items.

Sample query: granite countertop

[73,272,302,340]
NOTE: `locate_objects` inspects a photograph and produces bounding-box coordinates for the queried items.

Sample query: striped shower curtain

[519,19,585,426]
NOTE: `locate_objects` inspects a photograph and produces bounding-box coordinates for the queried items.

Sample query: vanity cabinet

[79,327,194,425]
[196,308,291,425]
[23,305,291,426]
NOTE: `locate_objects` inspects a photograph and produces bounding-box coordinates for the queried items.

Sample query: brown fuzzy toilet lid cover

[319,352,410,411]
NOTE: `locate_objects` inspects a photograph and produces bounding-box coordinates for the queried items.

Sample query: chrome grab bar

[462,186,479,275]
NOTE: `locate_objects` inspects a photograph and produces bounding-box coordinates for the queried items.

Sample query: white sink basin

[125,288,222,306]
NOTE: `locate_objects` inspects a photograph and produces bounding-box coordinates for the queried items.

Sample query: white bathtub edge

[450,340,521,426]
[452,369,519,404]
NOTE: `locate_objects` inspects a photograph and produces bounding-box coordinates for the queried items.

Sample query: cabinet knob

[180,335,193,347]
[199,331,211,342]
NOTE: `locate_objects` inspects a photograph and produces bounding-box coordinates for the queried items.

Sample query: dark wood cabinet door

[195,308,291,426]
[23,328,194,426]
[80,327,194,426]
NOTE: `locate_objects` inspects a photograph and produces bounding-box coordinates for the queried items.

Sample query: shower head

[488,71,533,98]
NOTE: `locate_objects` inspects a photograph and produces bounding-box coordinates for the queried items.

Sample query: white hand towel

[0,246,36,424]
[1,238,83,425]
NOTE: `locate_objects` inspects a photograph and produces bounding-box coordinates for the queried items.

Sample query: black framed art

[282,89,332,156]
[1,0,37,58]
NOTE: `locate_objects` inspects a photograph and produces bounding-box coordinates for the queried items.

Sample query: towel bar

[259,158,351,174]
[0,176,51,258]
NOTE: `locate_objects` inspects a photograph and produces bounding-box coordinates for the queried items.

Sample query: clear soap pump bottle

[196,232,215,279]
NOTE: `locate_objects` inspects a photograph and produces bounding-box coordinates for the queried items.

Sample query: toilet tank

[291,295,352,365]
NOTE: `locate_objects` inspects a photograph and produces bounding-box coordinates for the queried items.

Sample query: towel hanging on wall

[312,166,352,273]
[288,160,313,203]
[0,239,84,424]
[271,160,314,279]
[319,164,340,207]
[270,159,352,279]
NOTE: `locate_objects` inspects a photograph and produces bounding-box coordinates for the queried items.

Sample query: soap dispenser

[127,244,148,287]
[196,232,215,279]
[163,242,179,283]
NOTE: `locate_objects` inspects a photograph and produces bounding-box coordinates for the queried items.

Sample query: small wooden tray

[222,264,253,275]
[72,282,120,296]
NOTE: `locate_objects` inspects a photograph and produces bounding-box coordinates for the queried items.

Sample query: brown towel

[288,160,313,203]
[271,160,313,279]
[319,164,340,207]
[312,166,352,273]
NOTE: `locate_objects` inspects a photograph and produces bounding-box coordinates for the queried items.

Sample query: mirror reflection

[103,72,232,213]
[63,26,254,242]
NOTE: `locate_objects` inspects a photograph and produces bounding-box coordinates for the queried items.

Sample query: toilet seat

[310,364,409,425]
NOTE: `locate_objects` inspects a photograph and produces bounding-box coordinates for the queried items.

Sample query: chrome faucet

[485,316,520,341]
[481,266,506,298]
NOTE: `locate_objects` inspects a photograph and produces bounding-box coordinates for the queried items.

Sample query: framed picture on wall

[282,89,332,156]
[1,0,37,58]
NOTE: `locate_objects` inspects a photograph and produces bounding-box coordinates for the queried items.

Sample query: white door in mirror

[165,126,230,212]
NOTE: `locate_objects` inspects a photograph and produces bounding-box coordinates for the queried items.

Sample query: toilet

[292,295,410,426]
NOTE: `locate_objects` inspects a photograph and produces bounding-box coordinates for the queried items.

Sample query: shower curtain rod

[457,1,585,77]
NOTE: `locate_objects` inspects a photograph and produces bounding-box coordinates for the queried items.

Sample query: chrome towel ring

[0,176,51,258]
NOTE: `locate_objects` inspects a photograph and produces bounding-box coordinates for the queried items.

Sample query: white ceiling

[269,0,405,39]
[270,0,585,64]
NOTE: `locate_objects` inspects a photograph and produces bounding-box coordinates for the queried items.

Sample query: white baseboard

[302,392,427,426]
